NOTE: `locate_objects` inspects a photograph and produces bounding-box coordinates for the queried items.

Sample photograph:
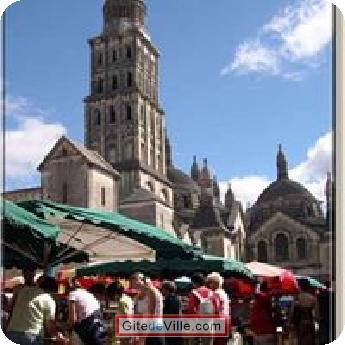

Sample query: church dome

[256,178,317,205]
[168,166,200,192]
[248,145,323,232]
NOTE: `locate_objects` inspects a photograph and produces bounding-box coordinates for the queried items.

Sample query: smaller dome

[168,166,200,192]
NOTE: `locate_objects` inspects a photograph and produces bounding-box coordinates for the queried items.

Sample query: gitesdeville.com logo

[115,315,229,337]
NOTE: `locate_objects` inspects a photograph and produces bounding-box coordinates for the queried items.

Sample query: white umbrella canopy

[245,261,289,278]
[46,216,156,265]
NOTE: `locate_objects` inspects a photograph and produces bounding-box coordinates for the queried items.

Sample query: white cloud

[220,131,332,209]
[290,131,332,183]
[221,41,279,76]
[222,0,332,79]
[219,176,271,209]
[3,97,67,190]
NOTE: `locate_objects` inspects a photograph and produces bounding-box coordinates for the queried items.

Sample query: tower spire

[213,175,220,199]
[191,155,200,182]
[198,158,212,188]
[276,144,289,180]
[225,183,235,209]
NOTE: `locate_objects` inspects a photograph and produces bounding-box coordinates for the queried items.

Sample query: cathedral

[245,146,332,280]
[3,0,332,278]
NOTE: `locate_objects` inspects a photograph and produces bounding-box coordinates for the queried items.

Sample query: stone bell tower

[84,0,173,208]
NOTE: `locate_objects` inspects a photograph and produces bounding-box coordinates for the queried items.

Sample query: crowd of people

[1,269,334,345]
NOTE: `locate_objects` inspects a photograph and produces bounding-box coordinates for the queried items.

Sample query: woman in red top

[250,281,276,345]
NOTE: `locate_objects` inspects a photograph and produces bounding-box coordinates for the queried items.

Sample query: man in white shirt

[68,278,107,345]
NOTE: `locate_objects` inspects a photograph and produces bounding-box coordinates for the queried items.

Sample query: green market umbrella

[296,276,326,289]
[19,200,202,260]
[75,255,253,279]
[1,199,87,270]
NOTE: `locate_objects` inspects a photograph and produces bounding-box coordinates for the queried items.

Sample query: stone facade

[120,190,174,234]
[38,136,120,211]
[83,0,174,231]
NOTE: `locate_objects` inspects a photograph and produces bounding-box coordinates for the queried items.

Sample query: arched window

[95,109,101,125]
[257,241,268,262]
[127,72,132,87]
[275,233,289,261]
[296,238,307,260]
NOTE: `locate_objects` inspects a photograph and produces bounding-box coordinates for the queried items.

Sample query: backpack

[74,310,107,345]
[193,289,216,315]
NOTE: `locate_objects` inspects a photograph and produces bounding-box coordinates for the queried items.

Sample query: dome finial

[277,144,288,180]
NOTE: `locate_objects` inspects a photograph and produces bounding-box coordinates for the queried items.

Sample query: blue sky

[4,0,332,206]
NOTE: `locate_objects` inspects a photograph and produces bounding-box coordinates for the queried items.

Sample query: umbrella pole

[42,242,52,273]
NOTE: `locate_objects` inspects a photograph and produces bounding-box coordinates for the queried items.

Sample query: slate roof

[167,166,200,192]
[38,136,120,178]
[191,203,226,229]
[121,188,160,204]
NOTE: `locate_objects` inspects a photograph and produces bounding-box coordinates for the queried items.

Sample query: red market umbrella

[225,277,255,296]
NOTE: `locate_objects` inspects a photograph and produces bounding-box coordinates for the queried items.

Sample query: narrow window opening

[109,106,116,123]
[112,49,118,62]
[101,187,106,206]
[95,110,101,125]
[127,72,133,87]
[126,46,132,59]
[126,104,132,120]
[112,75,118,90]
[98,53,103,65]
[98,78,104,93]
[62,183,68,204]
